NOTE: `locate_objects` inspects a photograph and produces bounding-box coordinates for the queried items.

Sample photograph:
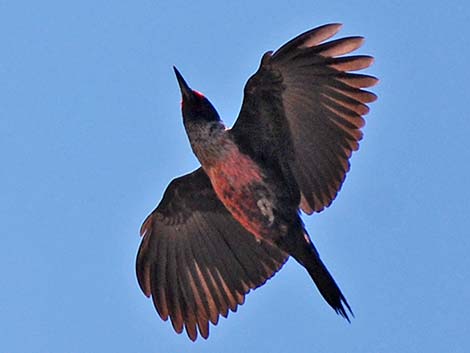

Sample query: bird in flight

[136,23,377,341]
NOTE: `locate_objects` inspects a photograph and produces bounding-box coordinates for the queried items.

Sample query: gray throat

[185,120,232,167]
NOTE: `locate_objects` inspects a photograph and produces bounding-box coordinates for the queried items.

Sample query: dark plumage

[137,23,377,341]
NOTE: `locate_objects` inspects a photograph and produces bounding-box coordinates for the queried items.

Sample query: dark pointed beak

[173,66,193,100]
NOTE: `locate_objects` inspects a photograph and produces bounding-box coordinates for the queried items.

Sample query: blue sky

[2,1,470,352]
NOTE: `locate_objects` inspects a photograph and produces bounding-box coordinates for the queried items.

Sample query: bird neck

[185,120,234,168]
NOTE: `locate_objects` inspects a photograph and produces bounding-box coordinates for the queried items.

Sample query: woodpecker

[137,23,377,341]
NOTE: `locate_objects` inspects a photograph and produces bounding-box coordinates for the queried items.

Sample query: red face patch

[181,90,205,107]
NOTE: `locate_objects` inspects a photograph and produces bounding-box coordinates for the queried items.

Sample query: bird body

[206,146,274,241]
[183,101,353,321]
[185,118,279,241]
[137,23,377,341]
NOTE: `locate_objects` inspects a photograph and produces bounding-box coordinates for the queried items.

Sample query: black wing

[231,23,378,213]
[136,168,288,341]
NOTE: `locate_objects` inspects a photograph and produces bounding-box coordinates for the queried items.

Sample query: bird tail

[291,231,353,321]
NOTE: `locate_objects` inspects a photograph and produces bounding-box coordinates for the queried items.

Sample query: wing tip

[369,76,380,87]
[298,23,343,49]
[322,22,343,32]
[364,90,378,103]
[273,23,343,58]
[328,55,375,72]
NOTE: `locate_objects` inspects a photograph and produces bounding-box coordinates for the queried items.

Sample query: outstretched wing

[136,168,288,341]
[231,23,378,213]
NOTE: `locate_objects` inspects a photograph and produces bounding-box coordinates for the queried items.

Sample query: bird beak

[173,66,193,101]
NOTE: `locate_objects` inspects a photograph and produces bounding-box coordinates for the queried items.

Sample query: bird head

[173,66,220,123]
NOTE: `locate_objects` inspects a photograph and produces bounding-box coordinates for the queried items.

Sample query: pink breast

[207,149,268,239]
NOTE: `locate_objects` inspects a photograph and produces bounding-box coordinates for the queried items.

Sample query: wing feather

[166,233,185,334]
[232,23,377,213]
[136,168,288,340]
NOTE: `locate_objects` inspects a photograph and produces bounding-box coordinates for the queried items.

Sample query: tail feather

[303,250,353,321]
[289,231,353,321]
